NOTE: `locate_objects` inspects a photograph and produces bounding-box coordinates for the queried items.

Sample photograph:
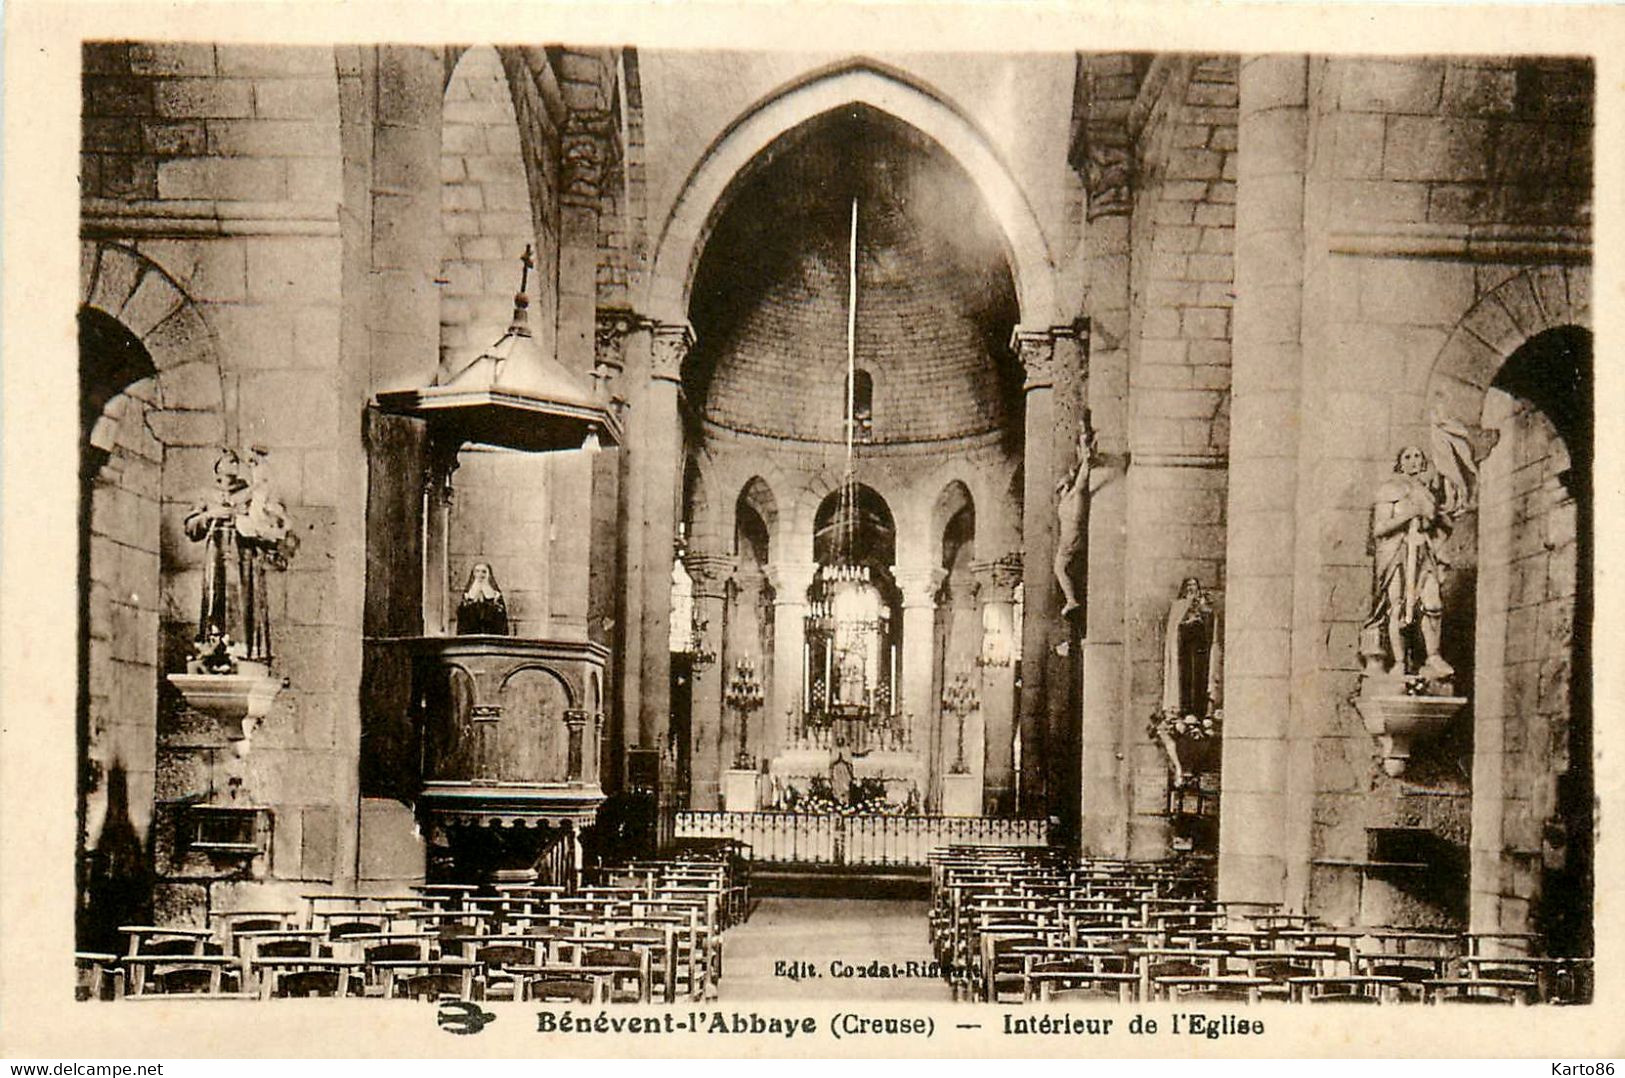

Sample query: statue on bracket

[1163,577,1222,722]
[183,446,294,668]
[1353,415,1497,777]
[456,562,510,636]
[1359,417,1498,682]
[1150,577,1223,788]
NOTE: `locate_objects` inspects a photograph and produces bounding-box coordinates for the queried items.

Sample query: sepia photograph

[2,0,1618,1060]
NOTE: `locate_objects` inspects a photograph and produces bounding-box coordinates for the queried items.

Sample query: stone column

[1046,326,1088,842]
[615,317,652,770]
[1217,55,1310,907]
[766,561,819,762]
[635,323,690,762]
[557,110,612,372]
[545,111,614,643]
[973,555,1022,814]
[1016,329,1059,817]
[893,565,948,804]
[366,45,445,396]
[1077,94,1135,857]
[591,314,631,791]
[684,550,735,810]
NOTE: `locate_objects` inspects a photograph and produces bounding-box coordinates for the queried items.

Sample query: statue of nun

[456,562,510,636]
[1161,577,1222,721]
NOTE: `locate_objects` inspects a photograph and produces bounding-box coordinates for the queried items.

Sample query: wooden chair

[474,943,541,1001]
[150,967,229,995]
[270,968,361,998]
[582,946,650,1004]
[378,961,477,1001]
[121,954,240,997]
[525,974,600,1003]
[392,971,473,1002]
[1289,975,1398,1004]
[365,940,429,964]
[254,957,364,999]
[76,952,119,1001]
[1423,978,1534,1005]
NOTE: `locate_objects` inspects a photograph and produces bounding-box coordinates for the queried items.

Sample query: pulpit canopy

[377,258,621,454]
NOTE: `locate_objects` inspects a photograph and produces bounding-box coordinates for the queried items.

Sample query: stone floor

[717,897,953,1001]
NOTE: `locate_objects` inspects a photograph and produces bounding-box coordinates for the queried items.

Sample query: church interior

[76,44,1594,1004]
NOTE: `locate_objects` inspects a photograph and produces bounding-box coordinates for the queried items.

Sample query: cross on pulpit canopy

[518,243,534,295]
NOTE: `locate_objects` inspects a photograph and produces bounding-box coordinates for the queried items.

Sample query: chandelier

[801,198,898,734]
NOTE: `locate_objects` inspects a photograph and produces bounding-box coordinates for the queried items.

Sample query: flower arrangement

[776,775,918,816]
[1148,708,1223,742]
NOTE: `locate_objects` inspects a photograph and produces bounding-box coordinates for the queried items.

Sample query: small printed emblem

[437,999,497,1035]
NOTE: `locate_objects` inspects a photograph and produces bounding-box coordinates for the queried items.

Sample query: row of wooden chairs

[928,846,1592,1005]
[79,851,751,1003]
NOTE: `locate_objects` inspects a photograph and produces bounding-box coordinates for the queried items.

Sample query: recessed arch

[647,61,1058,326]
[1424,266,1591,428]
[932,479,976,570]
[79,242,226,420]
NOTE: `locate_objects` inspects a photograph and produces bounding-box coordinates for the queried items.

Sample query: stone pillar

[636,323,690,761]
[766,561,819,762]
[893,565,947,804]
[973,555,1022,814]
[1046,326,1088,842]
[366,45,445,396]
[1217,55,1310,907]
[615,318,652,768]
[1071,54,1140,858]
[684,551,734,810]
[1016,329,1059,817]
[557,110,612,372]
[591,314,631,792]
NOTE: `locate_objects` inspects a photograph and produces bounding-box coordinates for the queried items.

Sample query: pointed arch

[647,60,1058,326]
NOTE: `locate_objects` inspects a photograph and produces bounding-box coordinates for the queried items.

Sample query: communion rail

[672,811,1050,867]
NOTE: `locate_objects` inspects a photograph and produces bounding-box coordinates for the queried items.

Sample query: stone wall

[1471,388,1580,936]
[439,45,548,368]
[1216,53,1592,918]
[81,42,358,923]
[84,377,164,849]
[1081,54,1237,858]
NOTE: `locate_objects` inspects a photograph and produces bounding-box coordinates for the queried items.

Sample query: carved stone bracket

[766,561,820,605]
[650,322,694,384]
[892,565,949,610]
[1014,330,1057,391]
[972,554,1025,602]
[561,109,614,207]
[425,435,464,502]
[593,309,641,409]
[1083,132,1134,220]
[683,551,737,602]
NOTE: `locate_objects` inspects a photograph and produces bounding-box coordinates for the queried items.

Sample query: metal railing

[672,811,1050,867]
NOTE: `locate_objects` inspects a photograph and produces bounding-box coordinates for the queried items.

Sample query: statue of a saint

[183,447,294,666]
[1364,445,1454,680]
[184,449,249,652]
[456,562,510,635]
[1161,577,1222,720]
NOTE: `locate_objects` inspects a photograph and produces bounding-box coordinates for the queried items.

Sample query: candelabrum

[724,656,764,769]
[941,668,979,775]
[689,613,716,672]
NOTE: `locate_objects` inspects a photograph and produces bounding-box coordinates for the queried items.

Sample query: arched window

[846,368,874,442]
